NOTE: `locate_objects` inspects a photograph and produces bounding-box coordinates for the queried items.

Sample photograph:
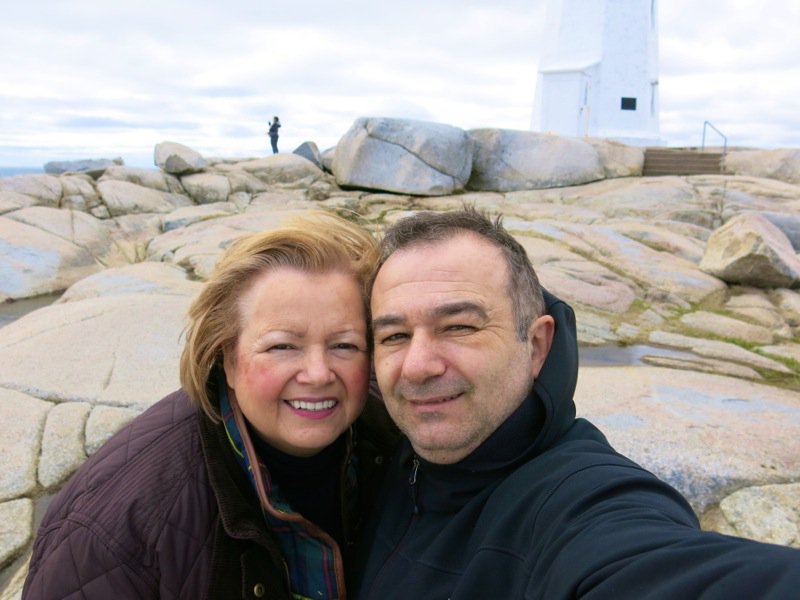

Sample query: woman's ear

[222,350,236,389]
[528,315,555,379]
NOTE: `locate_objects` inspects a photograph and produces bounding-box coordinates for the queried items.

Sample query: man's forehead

[379,233,502,275]
[371,234,509,314]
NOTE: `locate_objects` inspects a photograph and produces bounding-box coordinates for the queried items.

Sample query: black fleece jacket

[353,291,800,599]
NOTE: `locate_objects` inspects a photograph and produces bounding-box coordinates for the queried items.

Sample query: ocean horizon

[0,166,44,177]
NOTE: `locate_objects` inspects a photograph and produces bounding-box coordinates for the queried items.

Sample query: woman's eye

[333,342,360,351]
[267,344,294,351]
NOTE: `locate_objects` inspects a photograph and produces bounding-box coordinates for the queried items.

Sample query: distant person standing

[268,116,281,154]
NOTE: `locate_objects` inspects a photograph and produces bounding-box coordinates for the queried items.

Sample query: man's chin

[408,434,476,464]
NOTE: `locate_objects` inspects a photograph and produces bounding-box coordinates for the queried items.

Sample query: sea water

[0,166,43,177]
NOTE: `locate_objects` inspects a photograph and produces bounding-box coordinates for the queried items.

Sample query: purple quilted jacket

[22,389,396,599]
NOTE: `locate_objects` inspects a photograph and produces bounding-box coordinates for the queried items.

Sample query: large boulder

[0,174,62,207]
[320,146,336,173]
[98,166,184,194]
[235,155,328,188]
[60,174,102,214]
[0,209,109,299]
[332,117,473,196]
[293,141,324,170]
[703,483,800,548]
[724,149,800,185]
[467,129,604,191]
[154,141,208,175]
[96,180,194,216]
[700,213,800,288]
[0,189,38,215]
[587,138,645,178]
[180,172,232,204]
[750,210,800,251]
[44,157,123,177]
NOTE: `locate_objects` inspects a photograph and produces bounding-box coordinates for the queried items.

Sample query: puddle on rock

[0,293,62,328]
[579,344,697,367]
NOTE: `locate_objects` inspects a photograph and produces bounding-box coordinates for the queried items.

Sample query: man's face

[371,232,552,464]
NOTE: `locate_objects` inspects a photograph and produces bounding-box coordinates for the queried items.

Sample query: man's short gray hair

[373,206,544,340]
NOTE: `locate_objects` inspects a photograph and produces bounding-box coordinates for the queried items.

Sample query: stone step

[643,148,724,176]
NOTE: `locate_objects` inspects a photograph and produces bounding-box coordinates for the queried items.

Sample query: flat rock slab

[0,390,51,501]
[37,402,91,489]
[0,294,188,409]
[0,214,104,300]
[575,366,800,514]
[57,261,201,303]
[710,483,800,547]
[0,499,33,567]
[146,209,310,279]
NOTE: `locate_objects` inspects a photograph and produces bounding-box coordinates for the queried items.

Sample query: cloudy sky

[1,0,798,168]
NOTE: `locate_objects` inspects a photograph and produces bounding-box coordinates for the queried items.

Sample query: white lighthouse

[531,0,661,146]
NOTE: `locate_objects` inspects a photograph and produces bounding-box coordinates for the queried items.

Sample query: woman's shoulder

[27,391,220,596]
[39,390,211,538]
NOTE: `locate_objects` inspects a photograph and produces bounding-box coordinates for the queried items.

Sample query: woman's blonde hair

[179,211,379,420]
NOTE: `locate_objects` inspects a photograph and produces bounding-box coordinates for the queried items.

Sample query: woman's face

[223,267,369,456]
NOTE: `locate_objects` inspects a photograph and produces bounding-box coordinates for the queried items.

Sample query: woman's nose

[297,348,336,385]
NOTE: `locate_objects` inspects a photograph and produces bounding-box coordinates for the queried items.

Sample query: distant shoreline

[0,166,44,177]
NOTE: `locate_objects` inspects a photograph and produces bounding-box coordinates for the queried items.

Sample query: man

[354,208,800,599]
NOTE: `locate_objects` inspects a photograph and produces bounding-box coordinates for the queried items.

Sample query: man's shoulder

[486,418,665,517]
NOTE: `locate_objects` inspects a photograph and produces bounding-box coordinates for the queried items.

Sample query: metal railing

[701,121,727,154]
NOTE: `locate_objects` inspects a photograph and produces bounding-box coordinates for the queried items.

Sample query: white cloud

[1,0,798,167]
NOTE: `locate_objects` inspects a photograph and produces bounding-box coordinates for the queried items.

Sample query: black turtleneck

[249,427,345,546]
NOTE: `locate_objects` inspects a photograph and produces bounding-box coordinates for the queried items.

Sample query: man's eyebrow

[433,301,488,320]
[372,301,488,331]
[372,314,405,331]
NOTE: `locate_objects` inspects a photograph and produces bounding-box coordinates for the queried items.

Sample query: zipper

[409,456,420,515]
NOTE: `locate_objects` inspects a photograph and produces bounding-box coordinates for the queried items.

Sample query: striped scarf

[219,383,347,600]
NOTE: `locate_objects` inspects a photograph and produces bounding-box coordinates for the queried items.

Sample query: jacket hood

[461,288,579,467]
[528,288,579,453]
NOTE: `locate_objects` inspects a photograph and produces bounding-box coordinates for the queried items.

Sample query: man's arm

[530,462,800,599]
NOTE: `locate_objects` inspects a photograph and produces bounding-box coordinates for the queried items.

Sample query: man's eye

[378,332,409,345]
[445,324,475,333]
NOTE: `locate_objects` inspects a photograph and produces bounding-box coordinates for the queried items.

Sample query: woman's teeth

[288,399,336,411]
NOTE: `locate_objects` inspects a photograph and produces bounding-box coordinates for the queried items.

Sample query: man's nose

[297,348,336,386]
[399,333,446,383]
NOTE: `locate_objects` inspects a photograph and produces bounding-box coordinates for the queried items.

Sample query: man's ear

[528,315,555,379]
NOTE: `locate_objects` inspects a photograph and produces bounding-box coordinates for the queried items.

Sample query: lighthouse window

[621,97,637,110]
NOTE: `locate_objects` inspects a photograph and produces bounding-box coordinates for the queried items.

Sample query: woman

[23,213,399,599]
